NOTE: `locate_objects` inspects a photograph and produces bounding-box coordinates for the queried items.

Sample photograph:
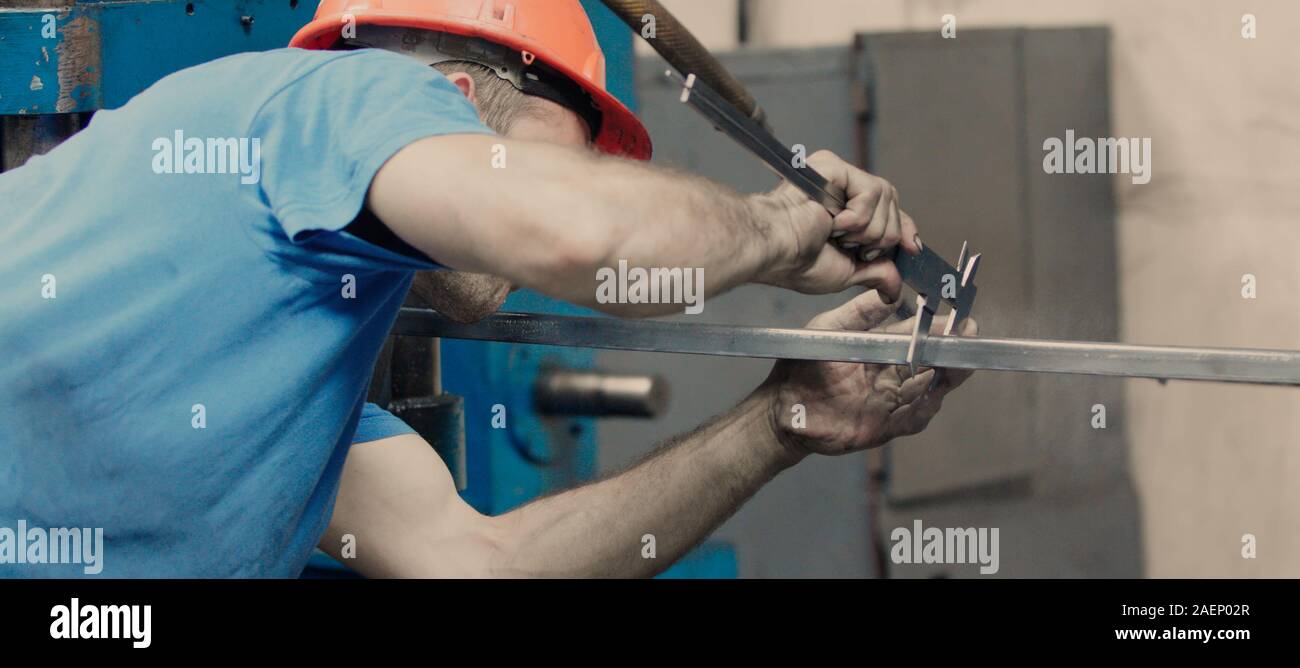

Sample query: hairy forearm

[554,152,782,316]
[370,135,789,316]
[488,385,804,577]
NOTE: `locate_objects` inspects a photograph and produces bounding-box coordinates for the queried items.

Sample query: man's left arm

[320,388,790,578]
[321,292,975,578]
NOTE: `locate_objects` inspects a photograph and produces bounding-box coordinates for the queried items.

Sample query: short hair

[433,61,544,135]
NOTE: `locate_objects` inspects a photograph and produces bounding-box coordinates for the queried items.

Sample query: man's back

[0,47,491,576]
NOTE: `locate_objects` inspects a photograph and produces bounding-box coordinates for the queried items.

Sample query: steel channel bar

[393,309,1300,387]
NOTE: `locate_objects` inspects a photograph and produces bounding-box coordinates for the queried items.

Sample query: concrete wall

[639,0,1300,577]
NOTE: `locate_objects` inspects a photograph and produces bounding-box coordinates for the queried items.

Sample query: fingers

[935,366,974,392]
[929,317,979,391]
[831,204,870,244]
[806,150,909,258]
[805,290,898,331]
[875,316,980,440]
[889,313,979,409]
[796,150,929,300]
[899,210,922,256]
[895,368,932,402]
[846,257,903,304]
[850,185,898,258]
[885,389,945,438]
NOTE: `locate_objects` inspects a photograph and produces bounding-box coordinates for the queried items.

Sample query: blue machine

[0,0,734,579]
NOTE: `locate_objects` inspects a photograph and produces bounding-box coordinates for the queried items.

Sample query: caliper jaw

[893,241,982,387]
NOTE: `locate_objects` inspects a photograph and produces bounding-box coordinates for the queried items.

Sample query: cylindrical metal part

[390,335,441,398]
[366,336,396,407]
[534,369,669,418]
[2,114,85,172]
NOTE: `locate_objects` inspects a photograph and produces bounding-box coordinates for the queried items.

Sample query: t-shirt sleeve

[353,402,417,444]
[250,49,494,272]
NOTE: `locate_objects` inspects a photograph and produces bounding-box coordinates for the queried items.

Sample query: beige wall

[645,0,1300,576]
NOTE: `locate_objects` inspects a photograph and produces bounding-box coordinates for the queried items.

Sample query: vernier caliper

[668,71,979,380]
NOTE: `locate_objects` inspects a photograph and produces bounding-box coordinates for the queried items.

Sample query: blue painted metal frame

[94,0,310,109]
[1,1,310,114]
[0,5,98,114]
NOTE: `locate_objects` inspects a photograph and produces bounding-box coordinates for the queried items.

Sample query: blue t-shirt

[0,48,492,577]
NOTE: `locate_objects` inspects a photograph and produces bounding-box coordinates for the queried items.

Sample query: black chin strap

[338,28,603,141]
[511,64,603,141]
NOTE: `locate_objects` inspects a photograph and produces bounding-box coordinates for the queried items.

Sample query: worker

[0,0,975,577]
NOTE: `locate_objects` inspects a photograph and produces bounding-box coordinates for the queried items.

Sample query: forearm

[370,135,789,316]
[488,384,804,577]
[560,152,783,316]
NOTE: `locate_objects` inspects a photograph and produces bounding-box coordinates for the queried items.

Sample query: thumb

[805,290,898,331]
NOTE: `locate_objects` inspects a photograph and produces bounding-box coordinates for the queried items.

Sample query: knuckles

[808,148,839,166]
[805,150,905,215]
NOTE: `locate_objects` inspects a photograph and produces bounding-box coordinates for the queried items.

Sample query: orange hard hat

[290,0,651,160]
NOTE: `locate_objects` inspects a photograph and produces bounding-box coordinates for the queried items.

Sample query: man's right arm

[367,135,919,316]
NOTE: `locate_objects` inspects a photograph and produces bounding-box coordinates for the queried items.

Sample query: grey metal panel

[883,478,1141,578]
[861,30,1037,502]
[864,28,1140,577]
[1021,29,1132,496]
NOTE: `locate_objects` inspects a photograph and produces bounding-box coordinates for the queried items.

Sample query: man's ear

[443,71,478,105]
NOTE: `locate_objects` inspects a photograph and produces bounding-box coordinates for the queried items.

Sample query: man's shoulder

[157,48,438,100]
[220,47,439,85]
